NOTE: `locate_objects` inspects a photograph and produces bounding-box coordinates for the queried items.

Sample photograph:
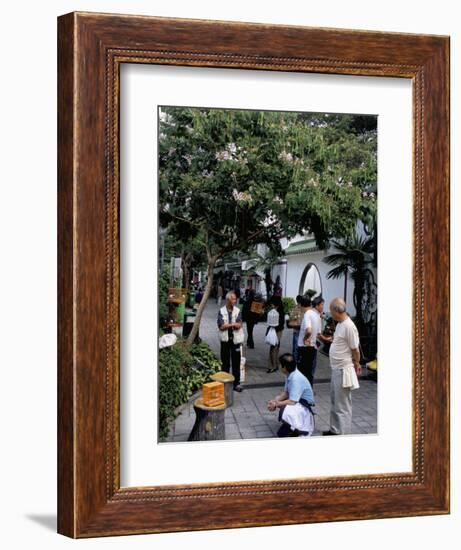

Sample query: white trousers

[330,368,352,435]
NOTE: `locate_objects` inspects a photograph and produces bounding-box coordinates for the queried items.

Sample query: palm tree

[253,248,282,298]
[323,233,375,330]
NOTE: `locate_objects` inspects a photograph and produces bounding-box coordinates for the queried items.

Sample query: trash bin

[188,291,196,308]
[175,301,186,324]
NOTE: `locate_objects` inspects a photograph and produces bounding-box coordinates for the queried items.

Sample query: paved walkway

[165,302,377,442]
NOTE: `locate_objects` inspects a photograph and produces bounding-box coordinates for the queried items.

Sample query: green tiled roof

[284,238,319,256]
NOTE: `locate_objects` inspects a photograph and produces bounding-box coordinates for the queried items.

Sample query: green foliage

[282,297,296,315]
[323,232,376,330]
[159,107,377,256]
[323,233,375,280]
[159,107,377,346]
[190,341,222,369]
[158,266,171,321]
[160,229,208,290]
[158,340,221,441]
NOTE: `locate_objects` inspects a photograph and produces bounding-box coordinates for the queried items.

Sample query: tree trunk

[188,398,226,441]
[186,256,217,346]
[354,278,365,333]
[182,253,191,291]
[343,273,348,304]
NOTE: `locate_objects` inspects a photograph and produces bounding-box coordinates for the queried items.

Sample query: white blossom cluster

[232,188,253,204]
[335,177,353,187]
[215,150,232,161]
[215,143,248,164]
[228,143,237,155]
[279,150,293,162]
[159,111,173,125]
[362,191,376,199]
[264,210,278,226]
[279,150,305,165]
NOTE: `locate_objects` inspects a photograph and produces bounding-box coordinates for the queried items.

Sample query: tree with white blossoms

[159,107,377,345]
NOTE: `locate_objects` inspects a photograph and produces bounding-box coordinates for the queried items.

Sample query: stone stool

[187,398,226,441]
[210,371,235,407]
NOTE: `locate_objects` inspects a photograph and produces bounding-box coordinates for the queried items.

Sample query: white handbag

[240,349,246,383]
[265,326,279,346]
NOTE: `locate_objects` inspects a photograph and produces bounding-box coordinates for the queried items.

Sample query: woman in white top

[266,296,285,373]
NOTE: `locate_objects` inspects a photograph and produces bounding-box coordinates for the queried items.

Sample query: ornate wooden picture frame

[57,12,450,538]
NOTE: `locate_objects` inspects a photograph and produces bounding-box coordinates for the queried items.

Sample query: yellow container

[167,288,187,304]
[202,381,225,407]
[250,301,264,314]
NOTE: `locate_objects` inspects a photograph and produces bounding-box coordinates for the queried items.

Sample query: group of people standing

[287,294,332,386]
[265,295,361,437]
[262,293,331,385]
[217,289,362,437]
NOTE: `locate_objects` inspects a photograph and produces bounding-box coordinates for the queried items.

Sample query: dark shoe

[247,343,255,349]
[233,385,243,392]
[322,430,338,436]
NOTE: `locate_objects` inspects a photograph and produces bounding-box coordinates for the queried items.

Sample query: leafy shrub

[304,288,317,299]
[158,340,221,441]
[282,297,296,316]
[190,341,221,369]
[158,342,192,440]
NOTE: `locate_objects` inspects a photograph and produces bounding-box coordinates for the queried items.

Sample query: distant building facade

[214,235,362,316]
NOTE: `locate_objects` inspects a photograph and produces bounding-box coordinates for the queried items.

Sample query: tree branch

[165,211,223,238]
[217,221,282,258]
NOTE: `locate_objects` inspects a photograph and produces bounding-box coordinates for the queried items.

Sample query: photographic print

[58,12,449,536]
[158,106,378,443]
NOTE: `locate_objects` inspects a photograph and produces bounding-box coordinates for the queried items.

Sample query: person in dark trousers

[310,295,333,377]
[267,353,315,437]
[234,285,241,305]
[287,294,303,363]
[297,295,317,385]
[242,289,262,349]
[273,275,283,297]
[195,287,204,305]
[217,291,244,392]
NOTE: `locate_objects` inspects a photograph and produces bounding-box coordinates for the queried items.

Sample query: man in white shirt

[323,297,361,436]
[311,296,333,384]
[297,296,321,386]
[311,296,333,380]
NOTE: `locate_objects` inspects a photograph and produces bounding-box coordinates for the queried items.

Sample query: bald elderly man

[323,298,361,436]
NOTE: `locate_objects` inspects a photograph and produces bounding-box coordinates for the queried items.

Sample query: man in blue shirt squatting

[267,353,315,437]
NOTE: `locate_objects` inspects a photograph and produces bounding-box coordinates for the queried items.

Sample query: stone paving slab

[166,379,378,442]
